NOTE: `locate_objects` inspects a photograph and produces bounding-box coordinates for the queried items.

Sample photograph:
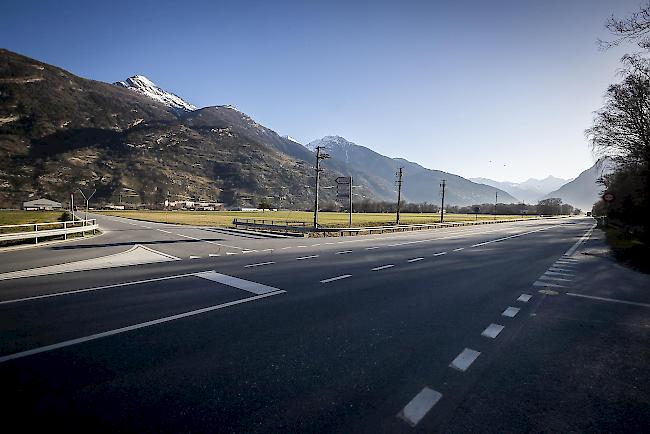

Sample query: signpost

[336,176,353,227]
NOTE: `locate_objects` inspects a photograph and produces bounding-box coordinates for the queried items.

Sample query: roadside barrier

[233,216,568,237]
[0,219,98,244]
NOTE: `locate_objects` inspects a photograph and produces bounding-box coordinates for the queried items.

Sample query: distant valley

[0,48,602,211]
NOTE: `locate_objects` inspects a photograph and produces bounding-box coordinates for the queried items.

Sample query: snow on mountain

[114,75,197,112]
[282,135,301,144]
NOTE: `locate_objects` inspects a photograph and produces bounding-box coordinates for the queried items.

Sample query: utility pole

[439,179,446,223]
[396,167,403,224]
[349,176,353,227]
[494,190,498,220]
[313,146,330,230]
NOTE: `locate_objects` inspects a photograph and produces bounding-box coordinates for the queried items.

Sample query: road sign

[335,177,351,184]
[602,191,615,202]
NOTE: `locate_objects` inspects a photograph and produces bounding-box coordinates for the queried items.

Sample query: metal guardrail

[0,219,98,244]
[233,216,564,237]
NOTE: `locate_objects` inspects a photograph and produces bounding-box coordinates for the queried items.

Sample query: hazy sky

[1,0,641,181]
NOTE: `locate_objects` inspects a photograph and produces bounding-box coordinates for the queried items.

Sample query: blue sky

[1,0,640,181]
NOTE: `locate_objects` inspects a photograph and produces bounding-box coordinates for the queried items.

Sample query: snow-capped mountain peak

[114,75,197,112]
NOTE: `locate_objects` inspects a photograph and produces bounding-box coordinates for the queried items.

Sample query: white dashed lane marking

[433,252,447,256]
[450,348,481,371]
[209,253,220,257]
[397,387,443,427]
[517,294,532,302]
[244,261,275,268]
[481,323,504,339]
[365,246,380,250]
[189,255,201,259]
[502,306,520,317]
[320,274,352,283]
[452,247,465,252]
[534,281,565,288]
[540,275,572,282]
[371,264,395,271]
[336,250,353,255]
[407,257,424,263]
[296,255,319,260]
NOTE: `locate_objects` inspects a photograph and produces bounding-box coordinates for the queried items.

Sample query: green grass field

[0,210,69,228]
[97,210,538,228]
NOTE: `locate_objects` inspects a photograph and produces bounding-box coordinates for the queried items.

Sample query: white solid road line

[336,250,353,255]
[0,244,180,281]
[397,387,443,427]
[157,229,173,234]
[565,292,650,308]
[564,223,596,256]
[244,261,275,268]
[0,290,285,364]
[502,306,520,317]
[481,323,505,339]
[320,274,352,283]
[296,255,319,260]
[450,348,481,371]
[174,232,244,250]
[0,272,199,305]
[469,226,554,248]
[371,264,395,271]
[407,257,424,263]
[195,271,283,295]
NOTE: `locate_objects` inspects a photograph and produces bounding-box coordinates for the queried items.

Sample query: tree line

[316,197,579,215]
[588,3,650,245]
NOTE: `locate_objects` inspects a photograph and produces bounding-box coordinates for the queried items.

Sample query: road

[0,215,648,432]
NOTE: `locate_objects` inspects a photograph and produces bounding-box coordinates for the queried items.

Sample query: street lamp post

[78,188,96,223]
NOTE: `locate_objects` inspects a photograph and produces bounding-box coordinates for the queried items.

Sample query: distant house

[23,198,62,211]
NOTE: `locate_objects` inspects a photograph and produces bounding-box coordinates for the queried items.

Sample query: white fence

[0,219,98,244]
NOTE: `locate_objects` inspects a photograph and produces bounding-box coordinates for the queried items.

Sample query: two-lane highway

[3,216,645,432]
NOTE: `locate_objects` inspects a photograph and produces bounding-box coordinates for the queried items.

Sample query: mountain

[470,176,571,203]
[114,75,197,114]
[0,48,351,208]
[544,159,614,211]
[307,136,518,206]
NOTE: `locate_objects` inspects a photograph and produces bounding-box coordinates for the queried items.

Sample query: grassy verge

[605,227,650,273]
[0,210,97,248]
[97,210,539,228]
[0,210,70,227]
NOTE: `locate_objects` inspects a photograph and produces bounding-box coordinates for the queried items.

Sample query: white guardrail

[0,219,98,244]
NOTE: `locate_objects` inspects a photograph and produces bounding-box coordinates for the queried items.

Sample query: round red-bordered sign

[602,191,615,202]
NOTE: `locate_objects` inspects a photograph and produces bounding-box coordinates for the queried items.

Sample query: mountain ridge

[307,136,519,206]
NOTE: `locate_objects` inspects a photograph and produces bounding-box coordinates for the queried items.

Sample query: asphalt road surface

[0,215,648,433]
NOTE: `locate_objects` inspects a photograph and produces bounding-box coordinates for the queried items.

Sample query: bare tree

[586,74,650,167]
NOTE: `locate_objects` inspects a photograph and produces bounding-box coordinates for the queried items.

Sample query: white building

[23,198,62,211]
